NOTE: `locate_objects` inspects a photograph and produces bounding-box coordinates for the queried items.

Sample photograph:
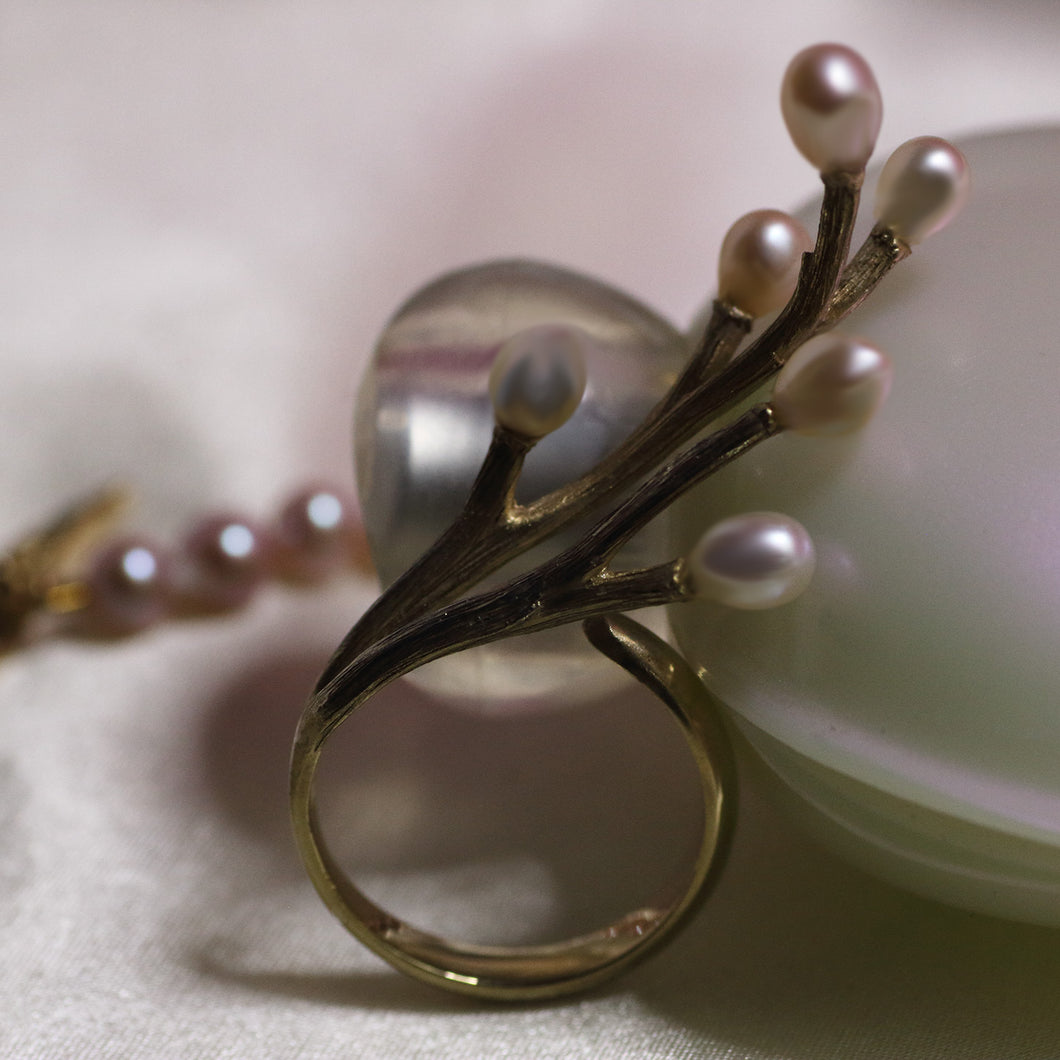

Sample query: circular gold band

[290,613,736,1000]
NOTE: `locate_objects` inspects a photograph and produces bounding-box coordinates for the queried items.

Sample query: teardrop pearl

[717,209,813,318]
[82,537,172,634]
[780,43,882,175]
[874,136,971,245]
[489,325,588,438]
[772,333,892,436]
[688,512,815,610]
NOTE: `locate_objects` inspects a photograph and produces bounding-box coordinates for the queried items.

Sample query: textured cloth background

[2,2,1060,1057]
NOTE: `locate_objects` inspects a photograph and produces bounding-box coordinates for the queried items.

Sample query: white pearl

[874,136,971,245]
[771,333,892,436]
[717,210,813,318]
[781,43,882,174]
[489,324,588,438]
[688,512,815,610]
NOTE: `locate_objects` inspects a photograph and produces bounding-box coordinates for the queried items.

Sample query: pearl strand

[67,484,369,638]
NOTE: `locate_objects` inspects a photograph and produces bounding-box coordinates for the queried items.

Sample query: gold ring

[290,612,736,1001]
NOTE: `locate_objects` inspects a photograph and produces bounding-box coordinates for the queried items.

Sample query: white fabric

[3,2,1060,1057]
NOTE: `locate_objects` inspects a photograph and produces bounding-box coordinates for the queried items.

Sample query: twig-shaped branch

[312,404,777,729]
[315,175,871,689]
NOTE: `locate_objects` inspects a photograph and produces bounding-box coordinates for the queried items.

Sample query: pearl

[671,128,1060,926]
[771,333,892,436]
[183,513,271,611]
[874,136,971,245]
[780,43,882,174]
[489,324,588,438]
[82,537,172,634]
[356,259,689,708]
[717,210,813,318]
[688,512,815,610]
[275,484,365,582]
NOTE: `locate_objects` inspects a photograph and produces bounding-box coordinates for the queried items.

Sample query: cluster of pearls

[477,43,967,621]
[780,43,970,246]
[72,484,366,637]
[684,335,891,610]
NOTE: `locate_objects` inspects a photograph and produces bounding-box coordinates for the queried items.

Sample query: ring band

[290,612,737,1000]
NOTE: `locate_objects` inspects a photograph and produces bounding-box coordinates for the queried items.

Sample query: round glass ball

[669,127,1060,925]
[355,259,689,710]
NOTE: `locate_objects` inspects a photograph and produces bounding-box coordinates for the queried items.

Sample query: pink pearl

[717,209,813,317]
[274,484,365,582]
[781,43,882,174]
[874,136,971,245]
[82,537,172,635]
[182,513,272,611]
[772,333,892,436]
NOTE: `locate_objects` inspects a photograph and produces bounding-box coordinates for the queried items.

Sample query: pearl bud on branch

[771,333,893,436]
[874,136,971,246]
[688,512,816,610]
[489,325,588,438]
[717,209,814,318]
[781,43,883,175]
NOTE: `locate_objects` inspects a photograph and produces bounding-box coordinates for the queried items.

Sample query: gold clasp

[0,486,130,645]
